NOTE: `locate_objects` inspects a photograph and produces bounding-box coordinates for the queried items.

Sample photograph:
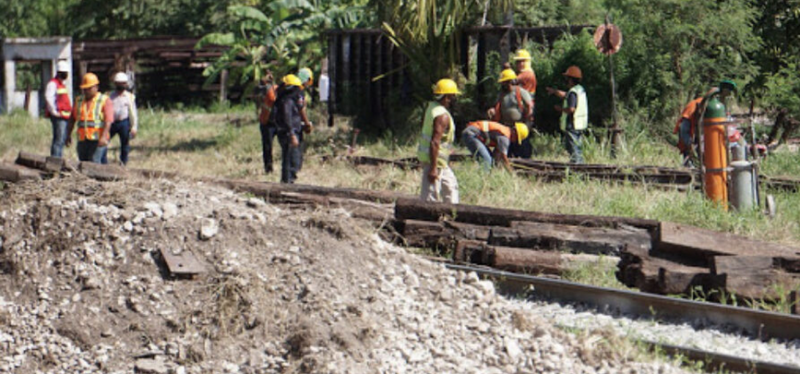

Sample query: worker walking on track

[488,69,534,159]
[101,72,138,165]
[547,65,588,164]
[462,121,528,171]
[45,60,73,158]
[418,78,460,204]
[257,71,278,173]
[65,73,113,163]
[273,74,306,183]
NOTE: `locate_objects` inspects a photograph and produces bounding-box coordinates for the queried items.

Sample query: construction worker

[257,71,278,173]
[273,74,305,183]
[462,121,529,171]
[674,80,737,166]
[418,78,460,204]
[487,69,534,159]
[296,68,315,170]
[101,72,138,165]
[65,73,113,163]
[546,65,588,164]
[44,60,72,158]
[513,49,537,100]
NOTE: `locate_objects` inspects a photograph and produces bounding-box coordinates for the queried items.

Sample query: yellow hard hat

[283,74,302,87]
[432,78,461,95]
[298,68,314,86]
[514,49,531,61]
[514,122,529,144]
[498,69,517,83]
[80,73,100,89]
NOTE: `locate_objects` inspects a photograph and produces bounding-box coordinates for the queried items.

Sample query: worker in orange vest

[257,71,278,173]
[462,121,529,171]
[45,60,73,158]
[674,80,737,167]
[65,73,114,163]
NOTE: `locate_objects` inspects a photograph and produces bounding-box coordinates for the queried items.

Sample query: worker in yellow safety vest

[418,78,460,204]
[546,66,588,164]
[66,73,114,163]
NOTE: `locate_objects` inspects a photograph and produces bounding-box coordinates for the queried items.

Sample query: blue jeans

[278,132,301,184]
[101,119,131,165]
[462,127,492,171]
[259,125,278,173]
[563,129,584,164]
[77,141,106,163]
[678,118,693,158]
[50,117,68,158]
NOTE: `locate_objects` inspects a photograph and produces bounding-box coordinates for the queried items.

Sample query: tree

[373,0,512,100]
[196,1,367,100]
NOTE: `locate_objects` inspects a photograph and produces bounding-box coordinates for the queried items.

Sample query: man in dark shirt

[272,75,305,183]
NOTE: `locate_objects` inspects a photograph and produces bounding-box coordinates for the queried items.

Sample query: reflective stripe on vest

[417,101,455,168]
[481,121,493,146]
[49,78,73,119]
[76,93,108,141]
[560,84,588,131]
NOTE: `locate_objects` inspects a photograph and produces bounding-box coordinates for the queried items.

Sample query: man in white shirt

[44,61,73,157]
[101,72,138,165]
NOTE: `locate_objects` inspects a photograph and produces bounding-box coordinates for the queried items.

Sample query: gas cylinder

[702,96,728,208]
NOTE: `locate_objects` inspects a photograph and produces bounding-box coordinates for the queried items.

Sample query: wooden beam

[658,222,800,264]
[394,197,659,231]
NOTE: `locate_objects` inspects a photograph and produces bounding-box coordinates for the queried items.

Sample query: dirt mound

[0,175,686,373]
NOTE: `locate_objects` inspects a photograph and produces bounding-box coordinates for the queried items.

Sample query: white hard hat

[56,61,70,73]
[113,72,129,83]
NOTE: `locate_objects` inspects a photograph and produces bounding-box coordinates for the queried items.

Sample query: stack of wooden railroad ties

[2,152,799,313]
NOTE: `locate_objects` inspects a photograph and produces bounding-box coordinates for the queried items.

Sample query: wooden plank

[16,151,47,170]
[395,197,659,232]
[722,272,800,300]
[498,221,652,255]
[401,220,453,248]
[79,162,128,181]
[712,256,775,275]
[453,240,615,276]
[658,222,800,264]
[443,221,491,241]
[159,248,205,276]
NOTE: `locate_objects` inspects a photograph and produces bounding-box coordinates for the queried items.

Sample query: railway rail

[341,155,800,192]
[446,263,800,374]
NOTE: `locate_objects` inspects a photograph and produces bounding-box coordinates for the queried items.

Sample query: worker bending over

[418,79,460,204]
[488,69,534,159]
[66,73,114,163]
[102,72,138,165]
[462,121,528,171]
[674,80,737,166]
[546,66,588,164]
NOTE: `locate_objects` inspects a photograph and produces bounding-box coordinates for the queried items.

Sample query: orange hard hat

[562,66,582,80]
[80,73,100,89]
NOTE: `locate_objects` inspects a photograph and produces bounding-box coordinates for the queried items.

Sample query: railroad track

[446,263,800,374]
[339,155,800,192]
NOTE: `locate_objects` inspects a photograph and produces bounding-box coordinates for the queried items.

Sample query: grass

[3,105,800,245]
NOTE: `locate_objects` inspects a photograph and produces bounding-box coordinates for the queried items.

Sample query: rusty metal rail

[445,263,800,373]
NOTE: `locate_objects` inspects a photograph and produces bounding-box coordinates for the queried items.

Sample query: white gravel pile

[517,299,800,369]
[0,176,690,373]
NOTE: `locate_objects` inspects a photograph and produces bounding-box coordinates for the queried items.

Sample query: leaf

[195,32,235,49]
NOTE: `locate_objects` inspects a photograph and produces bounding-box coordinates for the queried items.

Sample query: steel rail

[444,264,800,341]
[445,263,800,374]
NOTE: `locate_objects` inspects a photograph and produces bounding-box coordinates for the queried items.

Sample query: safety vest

[75,93,109,141]
[47,78,72,119]
[469,121,511,147]
[417,101,455,169]
[560,84,588,131]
